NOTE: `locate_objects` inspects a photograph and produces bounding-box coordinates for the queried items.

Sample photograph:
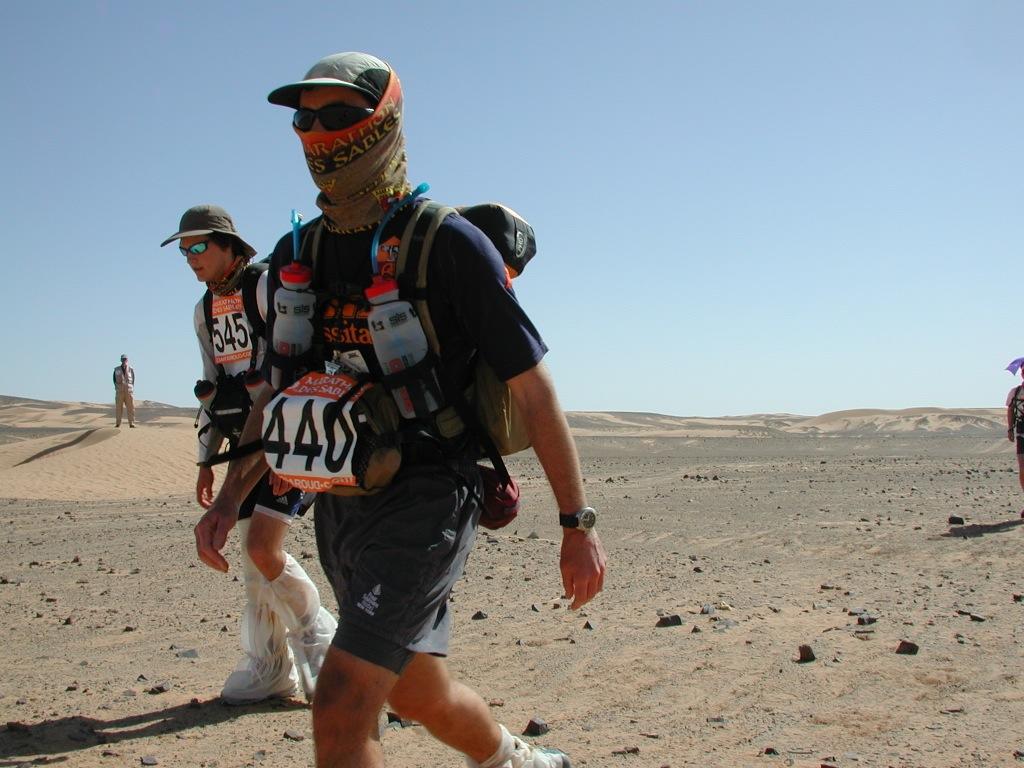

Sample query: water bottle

[365,276,441,419]
[271,262,316,389]
[244,368,265,397]
[194,379,216,406]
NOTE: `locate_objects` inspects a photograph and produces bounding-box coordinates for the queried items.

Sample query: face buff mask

[296,71,411,233]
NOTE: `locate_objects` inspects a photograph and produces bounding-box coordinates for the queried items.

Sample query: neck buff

[296,71,411,233]
[207,254,250,297]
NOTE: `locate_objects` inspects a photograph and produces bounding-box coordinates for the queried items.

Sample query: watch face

[578,508,597,529]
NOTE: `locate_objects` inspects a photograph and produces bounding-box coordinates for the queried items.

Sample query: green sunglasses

[180,240,210,257]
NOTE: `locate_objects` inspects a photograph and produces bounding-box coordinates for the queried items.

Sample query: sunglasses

[180,240,210,257]
[293,104,374,132]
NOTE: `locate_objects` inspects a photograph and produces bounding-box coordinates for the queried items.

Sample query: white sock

[471,724,515,768]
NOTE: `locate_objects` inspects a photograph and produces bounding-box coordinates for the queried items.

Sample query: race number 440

[261,373,368,491]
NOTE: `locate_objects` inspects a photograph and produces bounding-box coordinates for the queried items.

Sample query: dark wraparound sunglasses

[293,104,375,132]
[180,241,209,257]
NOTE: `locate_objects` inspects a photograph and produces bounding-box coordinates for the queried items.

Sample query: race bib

[261,372,370,492]
[211,294,254,365]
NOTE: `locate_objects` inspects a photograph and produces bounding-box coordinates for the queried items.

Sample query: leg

[220,507,298,704]
[388,653,501,763]
[313,646,397,768]
[250,489,335,699]
[126,392,135,426]
[114,391,123,427]
[246,510,290,580]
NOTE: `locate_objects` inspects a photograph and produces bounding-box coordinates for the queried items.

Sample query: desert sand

[1,395,1022,767]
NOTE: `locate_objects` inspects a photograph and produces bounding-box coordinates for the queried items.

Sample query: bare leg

[313,647,397,768]
[246,512,290,580]
[387,653,501,764]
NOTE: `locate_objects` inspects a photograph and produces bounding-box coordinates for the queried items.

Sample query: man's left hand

[560,529,607,609]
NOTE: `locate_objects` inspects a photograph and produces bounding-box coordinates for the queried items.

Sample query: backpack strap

[240,262,269,340]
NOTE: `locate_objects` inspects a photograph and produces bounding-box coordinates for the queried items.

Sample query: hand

[559,528,607,610]
[196,465,215,508]
[1010,428,1016,443]
[194,493,239,573]
[269,470,294,496]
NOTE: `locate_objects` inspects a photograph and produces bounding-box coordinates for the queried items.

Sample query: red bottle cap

[364,276,399,304]
[280,262,313,289]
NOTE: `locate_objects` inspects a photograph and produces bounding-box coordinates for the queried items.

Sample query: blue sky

[2,1,1020,416]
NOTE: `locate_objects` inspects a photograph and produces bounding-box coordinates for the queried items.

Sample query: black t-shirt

[262,206,547,393]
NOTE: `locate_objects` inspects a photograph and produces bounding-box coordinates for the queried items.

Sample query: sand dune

[0,399,1008,501]
[567,407,1005,437]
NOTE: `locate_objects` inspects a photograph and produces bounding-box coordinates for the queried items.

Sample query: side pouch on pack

[206,375,253,444]
[476,464,520,530]
[261,372,401,494]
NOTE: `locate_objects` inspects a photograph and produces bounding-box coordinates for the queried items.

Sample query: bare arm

[507,361,607,609]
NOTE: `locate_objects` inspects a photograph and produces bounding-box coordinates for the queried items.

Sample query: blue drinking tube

[370,182,430,275]
[290,209,303,263]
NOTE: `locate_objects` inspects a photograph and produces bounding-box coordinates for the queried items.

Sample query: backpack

[394,200,536,458]
[197,262,269,445]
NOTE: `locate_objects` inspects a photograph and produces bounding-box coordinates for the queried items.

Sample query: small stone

[690,625,702,634]
[488,698,505,707]
[188,698,201,709]
[655,614,683,627]
[896,640,919,655]
[612,746,641,755]
[471,611,487,620]
[948,515,965,525]
[147,681,172,694]
[857,615,878,625]
[797,644,816,663]
[583,621,594,630]
[700,603,716,615]
[523,717,549,736]
[176,649,199,659]
[140,757,158,766]
[763,746,779,755]
[283,729,305,741]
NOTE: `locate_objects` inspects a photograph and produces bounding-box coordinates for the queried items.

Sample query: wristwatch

[559,506,597,531]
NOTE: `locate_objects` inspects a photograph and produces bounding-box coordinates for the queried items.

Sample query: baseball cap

[120,355,127,360]
[160,204,257,258]
[267,52,391,109]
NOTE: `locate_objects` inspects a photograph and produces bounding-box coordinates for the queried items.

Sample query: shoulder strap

[202,289,214,341]
[240,262,269,341]
[395,201,457,355]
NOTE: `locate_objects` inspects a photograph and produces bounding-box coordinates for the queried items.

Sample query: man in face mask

[195,52,607,768]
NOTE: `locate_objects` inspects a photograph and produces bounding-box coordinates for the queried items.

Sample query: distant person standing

[1006,357,1024,511]
[113,354,135,428]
